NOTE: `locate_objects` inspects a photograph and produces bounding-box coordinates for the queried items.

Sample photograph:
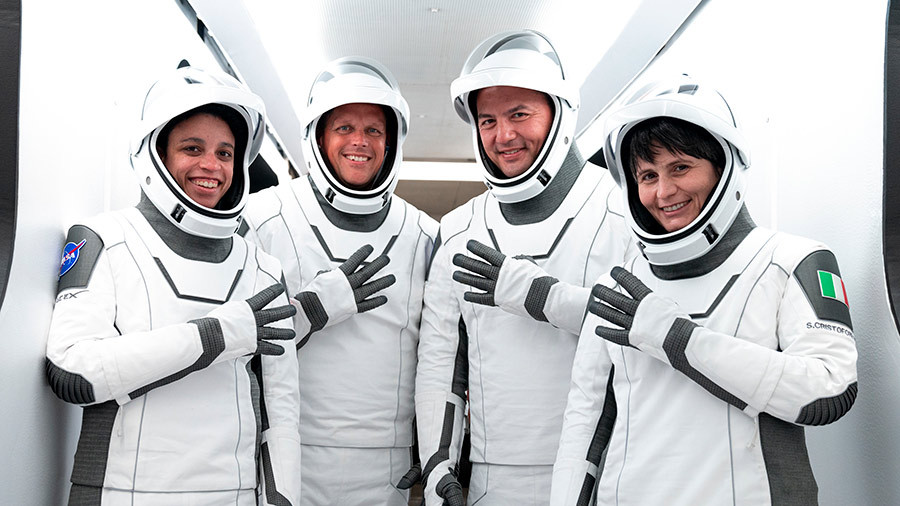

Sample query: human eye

[478,118,495,129]
[218,149,234,159]
[638,171,657,183]
[368,127,383,136]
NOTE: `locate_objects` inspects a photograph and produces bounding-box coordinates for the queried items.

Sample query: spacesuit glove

[193,283,297,359]
[590,267,696,360]
[397,462,422,490]
[293,244,395,337]
[452,239,589,332]
[424,464,465,506]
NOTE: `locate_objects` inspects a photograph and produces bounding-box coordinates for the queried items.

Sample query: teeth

[346,155,369,162]
[194,179,219,189]
[501,149,522,155]
[662,202,687,212]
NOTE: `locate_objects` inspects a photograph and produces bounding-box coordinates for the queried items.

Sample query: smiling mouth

[344,154,371,162]
[191,178,220,189]
[662,201,689,212]
[499,148,523,157]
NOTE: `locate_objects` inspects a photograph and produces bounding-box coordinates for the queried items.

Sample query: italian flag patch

[818,270,849,306]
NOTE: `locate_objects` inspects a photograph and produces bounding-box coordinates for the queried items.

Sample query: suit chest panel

[109,211,255,332]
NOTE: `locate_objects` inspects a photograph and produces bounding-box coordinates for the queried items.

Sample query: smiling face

[475,86,553,178]
[318,103,388,189]
[634,145,720,233]
[160,113,235,209]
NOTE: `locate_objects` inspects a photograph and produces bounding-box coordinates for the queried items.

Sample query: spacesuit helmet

[130,65,266,239]
[301,56,409,215]
[603,75,751,265]
[451,29,580,203]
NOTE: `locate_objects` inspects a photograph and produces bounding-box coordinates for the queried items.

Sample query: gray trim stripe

[795,382,857,426]
[46,359,96,404]
[67,484,102,506]
[758,412,818,505]
[578,367,617,506]
[260,442,292,505]
[153,257,242,304]
[663,318,748,410]
[524,276,558,322]
[70,401,118,488]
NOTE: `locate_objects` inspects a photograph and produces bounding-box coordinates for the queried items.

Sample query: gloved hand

[293,244,395,342]
[423,467,465,506]
[396,462,421,490]
[452,239,590,334]
[590,266,696,358]
[192,283,297,359]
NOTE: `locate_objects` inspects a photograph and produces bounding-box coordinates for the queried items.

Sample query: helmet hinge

[171,204,186,223]
[537,170,551,186]
[702,224,719,244]
[325,187,336,204]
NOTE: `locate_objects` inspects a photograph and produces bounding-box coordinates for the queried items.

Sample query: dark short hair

[622,116,725,177]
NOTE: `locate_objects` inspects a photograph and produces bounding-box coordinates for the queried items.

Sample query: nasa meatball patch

[794,249,853,330]
[57,225,104,294]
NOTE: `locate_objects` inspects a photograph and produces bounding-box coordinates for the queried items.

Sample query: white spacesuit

[415,30,633,506]
[45,67,301,506]
[548,77,859,505]
[241,57,437,506]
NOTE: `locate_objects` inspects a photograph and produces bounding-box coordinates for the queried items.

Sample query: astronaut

[241,56,437,506]
[457,75,859,505]
[44,66,305,505]
[414,30,634,505]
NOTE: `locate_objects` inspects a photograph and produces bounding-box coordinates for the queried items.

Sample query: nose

[656,174,676,198]
[198,150,221,170]
[350,129,369,147]
[495,119,517,144]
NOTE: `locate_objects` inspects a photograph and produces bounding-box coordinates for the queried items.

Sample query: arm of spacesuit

[550,319,615,506]
[291,244,396,347]
[451,239,591,335]
[416,235,467,506]
[256,273,302,506]
[45,227,296,406]
[591,256,858,426]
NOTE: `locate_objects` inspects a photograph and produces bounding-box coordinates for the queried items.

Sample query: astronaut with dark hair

[45,66,304,505]
[242,56,437,506]
[415,30,634,505]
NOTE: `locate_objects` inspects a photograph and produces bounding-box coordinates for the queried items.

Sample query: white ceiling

[243,0,639,163]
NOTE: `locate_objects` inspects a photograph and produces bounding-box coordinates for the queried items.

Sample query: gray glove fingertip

[258,326,296,341]
[463,291,495,306]
[358,295,388,313]
[246,283,285,311]
[341,244,374,275]
[256,341,285,356]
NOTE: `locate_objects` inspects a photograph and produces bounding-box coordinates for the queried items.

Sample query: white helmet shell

[301,56,409,215]
[451,30,580,203]
[604,75,751,266]
[130,66,265,239]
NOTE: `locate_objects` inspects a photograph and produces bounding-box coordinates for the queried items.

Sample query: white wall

[0,2,225,503]
[620,2,897,504]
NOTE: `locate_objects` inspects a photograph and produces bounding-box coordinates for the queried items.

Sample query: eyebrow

[477,104,529,119]
[175,137,235,150]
